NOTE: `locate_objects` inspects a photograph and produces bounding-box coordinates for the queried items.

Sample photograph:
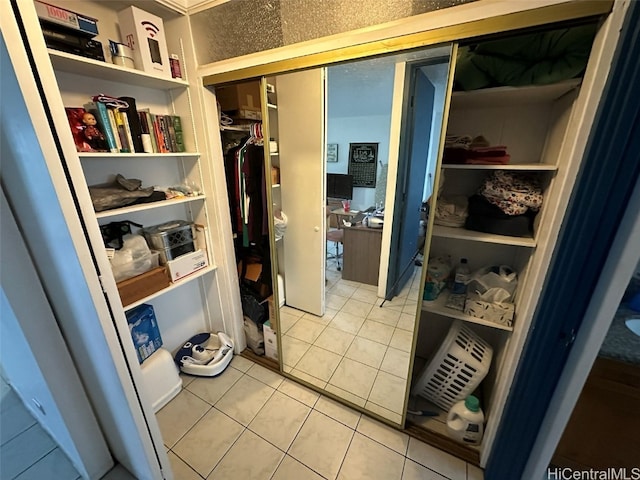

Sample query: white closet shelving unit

[413,76,585,447]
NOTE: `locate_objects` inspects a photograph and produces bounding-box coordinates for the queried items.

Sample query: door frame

[486,1,639,477]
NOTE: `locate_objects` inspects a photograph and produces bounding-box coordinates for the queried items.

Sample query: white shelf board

[221,125,250,132]
[270,152,279,156]
[272,184,281,188]
[441,163,557,171]
[123,265,217,310]
[432,225,536,247]
[95,195,205,219]
[78,152,199,159]
[422,292,514,332]
[450,78,581,109]
[267,103,278,109]
[49,50,189,90]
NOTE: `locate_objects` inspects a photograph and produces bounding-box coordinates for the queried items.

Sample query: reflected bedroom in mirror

[269,45,453,425]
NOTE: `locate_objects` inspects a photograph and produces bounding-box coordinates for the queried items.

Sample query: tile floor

[0,377,81,480]
[278,260,423,423]
[158,354,484,480]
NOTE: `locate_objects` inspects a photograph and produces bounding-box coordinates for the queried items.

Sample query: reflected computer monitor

[326,173,353,200]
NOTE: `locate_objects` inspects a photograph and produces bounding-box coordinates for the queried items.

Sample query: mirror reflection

[271,45,452,424]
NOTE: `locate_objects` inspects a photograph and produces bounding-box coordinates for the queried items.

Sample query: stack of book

[65,95,186,154]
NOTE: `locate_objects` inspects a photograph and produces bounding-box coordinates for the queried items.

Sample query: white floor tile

[156,389,211,447]
[407,437,467,480]
[468,463,485,480]
[230,355,254,372]
[328,357,378,399]
[351,288,380,304]
[314,396,361,429]
[344,336,387,369]
[324,383,367,408]
[380,347,411,380]
[396,313,417,332]
[249,391,310,451]
[296,346,342,382]
[167,451,202,480]
[402,302,419,315]
[214,375,275,426]
[272,455,325,480]
[287,318,327,344]
[302,307,338,326]
[402,458,448,480]
[280,311,302,334]
[329,311,367,335]
[246,363,285,389]
[368,371,408,415]
[367,306,402,327]
[172,407,243,477]
[208,429,284,480]
[330,282,358,298]
[341,298,374,318]
[289,410,354,480]
[356,415,409,456]
[282,335,311,368]
[290,369,328,390]
[0,424,55,479]
[185,367,243,405]
[278,378,320,407]
[281,305,306,318]
[364,401,403,425]
[338,432,405,480]
[358,320,395,345]
[389,328,414,353]
[13,448,79,480]
[326,293,349,310]
[314,326,355,355]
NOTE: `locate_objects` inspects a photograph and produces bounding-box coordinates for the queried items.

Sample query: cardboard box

[464,296,515,327]
[263,321,278,361]
[125,304,163,363]
[35,1,99,37]
[117,266,170,307]
[215,82,261,113]
[118,6,171,78]
[167,249,208,282]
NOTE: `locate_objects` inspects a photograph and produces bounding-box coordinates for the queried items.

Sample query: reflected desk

[342,223,383,286]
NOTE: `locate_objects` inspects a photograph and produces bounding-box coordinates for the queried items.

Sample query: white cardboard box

[263,322,278,361]
[117,6,171,78]
[464,296,515,327]
[166,249,208,282]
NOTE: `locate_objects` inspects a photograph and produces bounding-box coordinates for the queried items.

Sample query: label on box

[35,1,99,37]
[167,249,208,281]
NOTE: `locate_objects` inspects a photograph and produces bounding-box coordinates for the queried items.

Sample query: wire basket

[412,321,493,411]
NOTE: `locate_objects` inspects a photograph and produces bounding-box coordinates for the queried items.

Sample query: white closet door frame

[2,4,169,479]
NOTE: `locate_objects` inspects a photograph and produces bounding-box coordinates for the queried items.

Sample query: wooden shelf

[123,265,217,310]
[422,292,514,331]
[431,225,536,247]
[95,195,205,219]
[450,78,581,109]
[78,152,200,159]
[49,50,189,90]
[441,163,557,171]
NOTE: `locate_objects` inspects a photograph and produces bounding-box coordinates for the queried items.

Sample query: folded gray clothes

[89,174,155,212]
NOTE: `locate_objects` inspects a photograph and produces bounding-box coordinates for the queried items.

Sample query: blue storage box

[126,304,163,364]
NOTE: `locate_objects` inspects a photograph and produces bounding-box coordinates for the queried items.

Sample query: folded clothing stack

[443,135,510,165]
[465,171,543,237]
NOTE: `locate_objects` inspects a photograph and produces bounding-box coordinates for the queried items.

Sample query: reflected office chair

[326,206,344,271]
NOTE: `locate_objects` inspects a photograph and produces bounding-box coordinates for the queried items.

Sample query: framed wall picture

[348,143,378,187]
[327,143,338,162]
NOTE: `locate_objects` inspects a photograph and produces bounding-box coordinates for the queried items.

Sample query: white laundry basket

[413,321,493,411]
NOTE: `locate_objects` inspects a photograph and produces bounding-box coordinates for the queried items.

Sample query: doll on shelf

[82,111,108,151]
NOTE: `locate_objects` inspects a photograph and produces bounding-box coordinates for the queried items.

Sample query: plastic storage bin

[140,348,182,412]
[413,321,493,411]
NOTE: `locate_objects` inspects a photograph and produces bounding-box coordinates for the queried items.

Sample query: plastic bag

[423,256,452,301]
[110,234,154,282]
[467,265,517,304]
[273,211,288,241]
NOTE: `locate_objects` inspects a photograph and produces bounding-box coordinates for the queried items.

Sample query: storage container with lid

[142,220,195,263]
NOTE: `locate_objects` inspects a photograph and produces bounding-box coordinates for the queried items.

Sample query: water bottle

[452,258,470,295]
[446,396,484,445]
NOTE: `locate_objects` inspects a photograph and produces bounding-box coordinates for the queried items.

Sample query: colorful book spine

[143,111,159,153]
[119,111,136,154]
[113,109,131,152]
[152,115,168,153]
[118,96,144,153]
[171,115,186,152]
[106,107,123,152]
[83,101,118,153]
[166,115,179,153]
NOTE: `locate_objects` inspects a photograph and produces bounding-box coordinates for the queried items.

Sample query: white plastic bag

[468,265,517,304]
